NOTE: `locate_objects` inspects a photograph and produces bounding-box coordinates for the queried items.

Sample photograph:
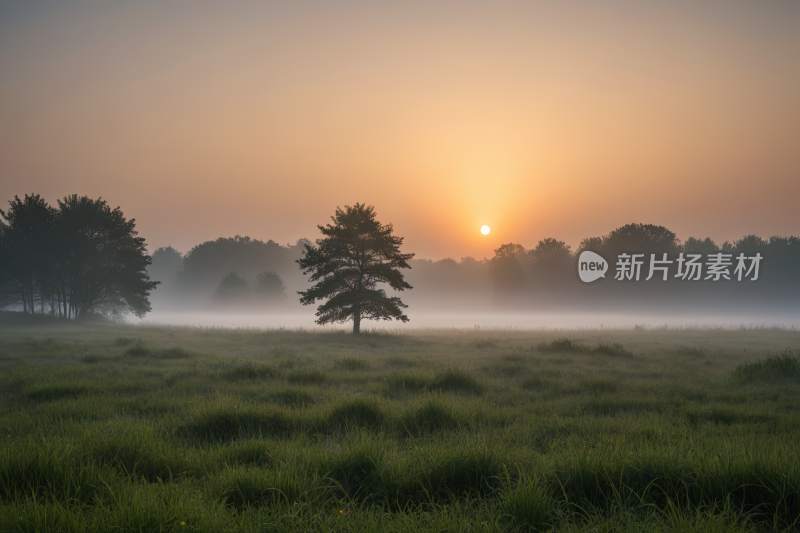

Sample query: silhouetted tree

[254,270,287,303]
[149,246,184,286]
[57,195,158,319]
[490,242,527,295]
[0,194,57,314]
[576,236,604,255]
[601,223,681,257]
[179,236,292,293]
[529,238,573,285]
[212,271,249,304]
[297,203,414,334]
[0,194,158,319]
[682,237,720,255]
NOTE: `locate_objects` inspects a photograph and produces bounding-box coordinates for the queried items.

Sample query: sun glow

[481,225,490,235]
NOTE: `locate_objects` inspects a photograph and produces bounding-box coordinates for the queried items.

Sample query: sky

[1,1,798,261]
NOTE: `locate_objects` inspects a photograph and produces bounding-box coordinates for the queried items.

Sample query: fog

[136,227,800,332]
[128,310,800,331]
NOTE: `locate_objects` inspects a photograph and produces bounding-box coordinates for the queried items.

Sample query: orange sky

[1,1,798,260]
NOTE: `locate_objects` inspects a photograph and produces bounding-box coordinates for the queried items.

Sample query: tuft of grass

[501,352,526,363]
[112,336,136,346]
[537,337,633,357]
[405,448,500,501]
[386,355,418,367]
[483,362,525,376]
[521,376,551,391]
[81,354,121,364]
[288,368,326,385]
[579,375,621,396]
[428,368,485,394]
[326,397,385,430]
[386,372,430,393]
[124,342,193,359]
[537,338,579,353]
[593,342,633,357]
[215,467,303,509]
[335,357,370,371]
[268,388,315,407]
[25,384,98,401]
[732,348,800,382]
[211,440,275,468]
[400,397,464,436]
[268,345,298,359]
[325,444,383,500]
[677,346,708,357]
[123,341,151,357]
[500,475,555,532]
[182,406,294,442]
[155,346,193,359]
[277,357,297,369]
[473,339,497,349]
[223,360,278,381]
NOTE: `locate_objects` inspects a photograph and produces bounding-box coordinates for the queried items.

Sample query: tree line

[5,191,797,320]
[146,236,307,310]
[149,221,800,315]
[0,194,157,319]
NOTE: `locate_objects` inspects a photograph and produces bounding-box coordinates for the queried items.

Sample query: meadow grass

[0,322,799,532]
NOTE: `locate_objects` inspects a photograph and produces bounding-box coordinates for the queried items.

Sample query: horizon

[2,1,798,261]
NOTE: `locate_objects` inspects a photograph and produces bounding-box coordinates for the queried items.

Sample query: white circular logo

[577,251,609,283]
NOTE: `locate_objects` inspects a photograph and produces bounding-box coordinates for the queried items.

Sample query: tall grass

[0,324,798,532]
[733,348,800,382]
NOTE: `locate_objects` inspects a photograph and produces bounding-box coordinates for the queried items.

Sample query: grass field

[0,321,799,532]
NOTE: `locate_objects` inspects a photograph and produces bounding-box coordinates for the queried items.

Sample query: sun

[481,225,490,235]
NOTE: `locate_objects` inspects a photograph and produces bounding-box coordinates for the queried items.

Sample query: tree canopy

[297,203,414,334]
[0,194,158,319]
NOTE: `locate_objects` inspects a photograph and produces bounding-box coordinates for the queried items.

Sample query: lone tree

[297,203,414,334]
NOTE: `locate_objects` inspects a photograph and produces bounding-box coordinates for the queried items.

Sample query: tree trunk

[353,282,361,335]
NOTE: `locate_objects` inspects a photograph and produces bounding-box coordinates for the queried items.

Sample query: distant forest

[148,223,800,315]
[2,192,798,318]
